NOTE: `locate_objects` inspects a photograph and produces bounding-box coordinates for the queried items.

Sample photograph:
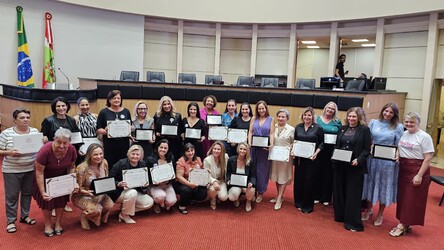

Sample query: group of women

[0,90,434,238]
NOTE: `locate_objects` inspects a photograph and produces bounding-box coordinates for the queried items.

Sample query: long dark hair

[187,102,201,118]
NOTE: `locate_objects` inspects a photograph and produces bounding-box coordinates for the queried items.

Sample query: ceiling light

[307,45,320,49]
[301,41,316,44]
[352,39,369,42]
[361,43,376,47]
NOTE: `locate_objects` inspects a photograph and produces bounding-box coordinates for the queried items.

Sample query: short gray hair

[276,109,290,119]
[405,112,421,124]
[54,127,72,140]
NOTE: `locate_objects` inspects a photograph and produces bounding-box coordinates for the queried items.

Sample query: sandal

[54,228,64,236]
[6,223,17,233]
[178,206,188,214]
[20,216,36,225]
[44,230,55,237]
[389,225,407,237]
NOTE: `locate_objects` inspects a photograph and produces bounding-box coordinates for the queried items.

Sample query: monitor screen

[320,77,340,89]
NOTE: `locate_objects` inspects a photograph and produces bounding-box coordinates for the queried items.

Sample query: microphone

[58,67,70,85]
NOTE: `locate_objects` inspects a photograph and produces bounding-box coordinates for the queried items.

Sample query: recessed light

[361,43,376,47]
[307,45,320,49]
[352,39,369,42]
[301,41,317,44]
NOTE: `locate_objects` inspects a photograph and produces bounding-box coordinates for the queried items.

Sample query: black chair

[290,94,314,107]
[261,78,279,88]
[431,176,444,206]
[236,76,255,87]
[205,75,223,85]
[120,71,139,81]
[345,80,366,91]
[146,71,165,82]
[337,96,364,111]
[178,73,197,84]
[269,92,291,106]
[313,95,338,109]
[296,79,315,89]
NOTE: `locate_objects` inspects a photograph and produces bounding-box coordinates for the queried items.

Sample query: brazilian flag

[17,6,35,87]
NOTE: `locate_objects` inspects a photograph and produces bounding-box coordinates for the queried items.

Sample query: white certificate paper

[45,173,76,198]
[268,146,290,162]
[230,174,248,187]
[185,128,201,139]
[107,120,131,138]
[227,129,248,143]
[12,133,43,154]
[122,167,149,188]
[70,131,83,144]
[292,140,316,158]
[331,149,353,162]
[373,144,397,161]
[208,126,228,141]
[79,137,102,155]
[252,136,269,147]
[161,125,178,136]
[324,134,337,144]
[206,115,222,125]
[188,168,210,186]
[150,163,176,184]
[135,129,154,141]
[91,177,116,195]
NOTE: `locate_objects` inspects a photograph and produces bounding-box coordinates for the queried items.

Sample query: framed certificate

[324,134,337,144]
[122,167,149,188]
[150,163,176,185]
[292,140,316,158]
[70,131,83,144]
[208,126,228,141]
[12,133,43,154]
[135,129,154,141]
[372,144,397,161]
[107,120,131,138]
[268,146,291,162]
[188,168,210,186]
[251,136,269,147]
[227,128,248,143]
[206,115,222,125]
[45,173,76,198]
[185,128,201,139]
[331,149,353,162]
[79,137,102,155]
[229,174,248,187]
[161,125,178,136]
[90,177,116,195]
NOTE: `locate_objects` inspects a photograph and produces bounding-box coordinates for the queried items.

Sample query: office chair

[146,71,165,82]
[296,78,315,89]
[345,80,366,91]
[261,78,279,88]
[205,75,223,85]
[236,76,255,87]
[178,73,197,84]
[120,71,140,81]
[431,176,444,206]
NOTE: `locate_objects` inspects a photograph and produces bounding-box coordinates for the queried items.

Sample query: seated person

[203,141,229,210]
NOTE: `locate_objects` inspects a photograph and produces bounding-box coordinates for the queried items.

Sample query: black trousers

[173,182,207,206]
[294,158,318,213]
[333,163,364,231]
[315,144,335,203]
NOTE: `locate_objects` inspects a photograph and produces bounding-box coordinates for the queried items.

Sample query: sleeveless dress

[251,116,272,193]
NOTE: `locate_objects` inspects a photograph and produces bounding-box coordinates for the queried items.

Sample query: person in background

[221,99,238,156]
[389,112,434,237]
[132,100,155,159]
[204,141,229,210]
[182,102,206,160]
[335,54,349,83]
[200,95,220,154]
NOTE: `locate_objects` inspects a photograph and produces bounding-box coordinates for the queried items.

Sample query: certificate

[11,133,43,154]
[122,167,149,188]
[135,129,154,141]
[331,149,353,162]
[70,131,83,144]
[150,163,176,185]
[90,177,116,195]
[107,120,131,138]
[251,136,269,147]
[188,168,210,186]
[79,137,102,155]
[161,125,178,136]
[292,140,316,158]
[229,174,248,187]
[45,173,76,198]
[324,134,337,144]
[206,115,222,125]
[268,146,290,162]
[208,126,228,141]
[227,129,248,143]
[373,144,397,161]
[185,128,201,139]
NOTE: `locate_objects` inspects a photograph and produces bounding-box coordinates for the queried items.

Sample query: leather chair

[147,71,165,82]
[236,76,255,87]
[345,80,366,91]
[296,78,315,89]
[120,71,139,81]
[178,73,197,84]
[261,78,279,88]
[431,176,444,206]
[205,75,223,85]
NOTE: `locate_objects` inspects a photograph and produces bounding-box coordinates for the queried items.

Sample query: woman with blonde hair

[132,100,155,158]
[204,141,229,210]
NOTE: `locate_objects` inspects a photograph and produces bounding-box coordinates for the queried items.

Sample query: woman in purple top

[200,95,220,154]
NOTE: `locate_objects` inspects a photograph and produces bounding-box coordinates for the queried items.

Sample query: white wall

[295,48,329,86]
[341,48,375,78]
[220,38,252,84]
[0,0,144,89]
[256,38,289,75]
[183,34,215,84]
[143,30,177,82]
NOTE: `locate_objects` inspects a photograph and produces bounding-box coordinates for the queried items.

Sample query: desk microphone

[58,67,70,84]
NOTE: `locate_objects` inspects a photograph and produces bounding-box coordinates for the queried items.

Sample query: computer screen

[319,77,340,89]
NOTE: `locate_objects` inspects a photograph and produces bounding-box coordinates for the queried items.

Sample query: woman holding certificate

[96,90,131,168]
[248,100,275,203]
[204,141,229,210]
[154,96,183,163]
[362,103,403,227]
[389,112,434,237]
[41,96,79,143]
[182,102,206,160]
[0,108,39,233]
[73,97,98,165]
[293,107,324,214]
[269,109,295,210]
[146,139,177,213]
[200,95,220,155]
[108,145,154,223]
[221,99,238,156]
[33,128,78,237]
[174,143,207,214]
[228,102,253,152]
[132,101,155,159]
[333,107,371,232]
[226,142,257,212]
[72,143,113,229]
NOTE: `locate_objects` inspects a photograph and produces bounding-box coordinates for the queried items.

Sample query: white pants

[228,187,255,201]
[208,181,228,201]
[149,183,177,207]
[115,189,153,216]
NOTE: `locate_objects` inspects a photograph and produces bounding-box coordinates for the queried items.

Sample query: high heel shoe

[274,200,283,210]
[245,200,252,212]
[118,213,136,224]
[80,213,90,230]
[255,194,263,203]
[178,206,188,214]
[389,225,407,237]
[361,210,373,221]
[374,215,383,227]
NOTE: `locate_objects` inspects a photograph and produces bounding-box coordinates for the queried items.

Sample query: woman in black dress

[41,96,79,143]
[181,102,206,160]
